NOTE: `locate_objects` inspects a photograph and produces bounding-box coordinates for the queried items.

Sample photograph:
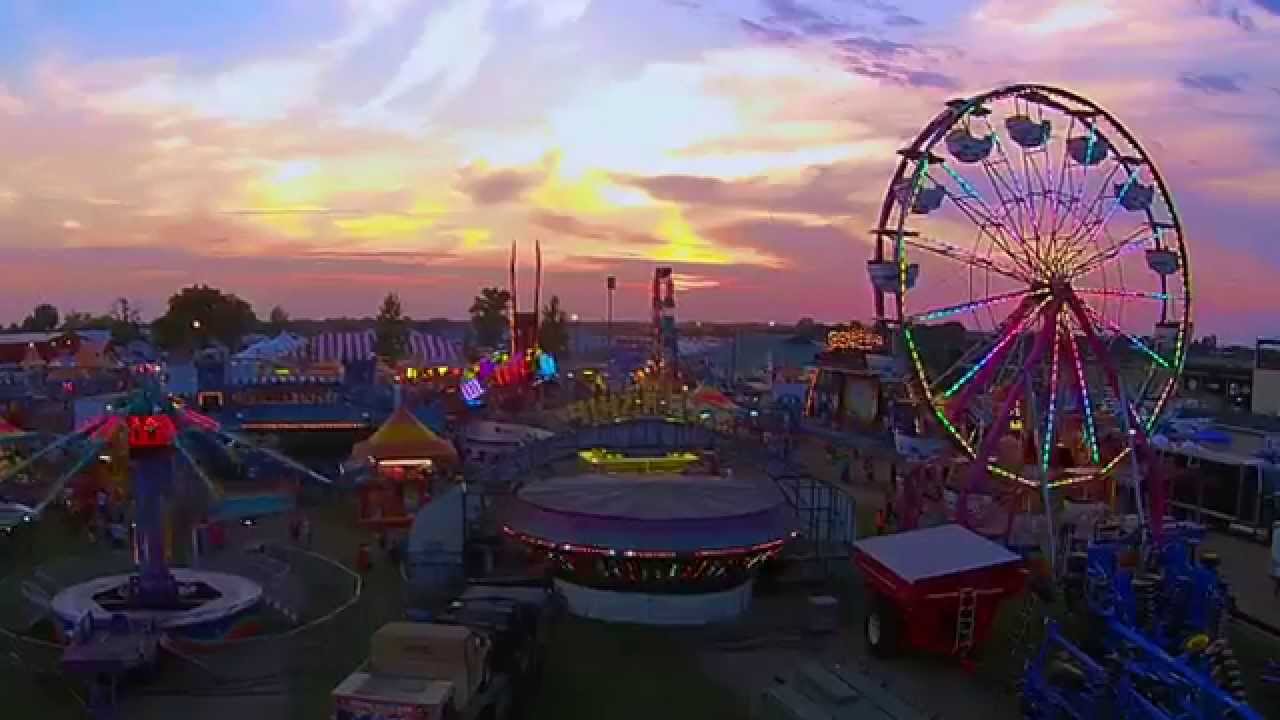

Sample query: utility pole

[606,276,616,390]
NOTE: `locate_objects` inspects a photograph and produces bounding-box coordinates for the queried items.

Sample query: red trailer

[853,524,1026,665]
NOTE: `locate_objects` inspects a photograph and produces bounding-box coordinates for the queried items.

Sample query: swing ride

[1,387,329,637]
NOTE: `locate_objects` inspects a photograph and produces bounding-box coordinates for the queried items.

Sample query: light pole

[569,314,580,357]
[606,276,616,392]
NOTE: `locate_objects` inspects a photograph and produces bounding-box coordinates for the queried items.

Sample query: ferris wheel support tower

[652,267,678,383]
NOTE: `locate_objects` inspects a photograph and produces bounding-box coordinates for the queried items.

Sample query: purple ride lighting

[912,288,1039,322]
[1065,326,1101,463]
[943,296,1052,399]
[1078,301,1169,369]
[460,378,484,402]
[1041,321,1063,472]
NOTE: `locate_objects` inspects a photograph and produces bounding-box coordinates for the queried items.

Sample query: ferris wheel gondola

[870,84,1191,551]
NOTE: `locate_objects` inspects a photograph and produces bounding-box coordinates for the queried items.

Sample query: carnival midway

[3,83,1280,720]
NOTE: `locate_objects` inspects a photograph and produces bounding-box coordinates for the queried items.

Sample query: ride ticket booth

[350,406,459,529]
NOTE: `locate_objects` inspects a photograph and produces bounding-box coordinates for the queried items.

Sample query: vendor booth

[350,406,459,528]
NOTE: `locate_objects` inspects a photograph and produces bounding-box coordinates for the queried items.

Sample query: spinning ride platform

[854,524,1025,662]
[51,568,263,635]
[503,472,794,625]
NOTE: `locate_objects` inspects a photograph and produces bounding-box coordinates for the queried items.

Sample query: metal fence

[443,416,858,577]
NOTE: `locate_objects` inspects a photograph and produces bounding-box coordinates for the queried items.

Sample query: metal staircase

[954,588,978,656]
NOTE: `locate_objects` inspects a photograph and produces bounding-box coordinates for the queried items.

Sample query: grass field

[530,618,747,720]
[6,463,1280,719]
[1,513,104,719]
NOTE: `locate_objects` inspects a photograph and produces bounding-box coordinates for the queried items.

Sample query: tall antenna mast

[534,239,543,338]
[509,240,518,355]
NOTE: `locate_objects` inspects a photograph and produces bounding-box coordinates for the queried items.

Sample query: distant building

[0,331,95,366]
[1181,349,1253,412]
[1253,338,1280,416]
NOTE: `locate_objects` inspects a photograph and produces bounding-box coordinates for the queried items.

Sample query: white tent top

[235,332,307,361]
[854,524,1021,583]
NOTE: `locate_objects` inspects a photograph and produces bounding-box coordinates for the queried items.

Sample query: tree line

[10,283,574,361]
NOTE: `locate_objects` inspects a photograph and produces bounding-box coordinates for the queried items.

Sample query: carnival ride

[871,83,1191,564]
[502,472,794,625]
[854,84,1271,718]
[0,387,338,717]
[2,387,328,625]
[651,266,679,385]
[457,241,559,409]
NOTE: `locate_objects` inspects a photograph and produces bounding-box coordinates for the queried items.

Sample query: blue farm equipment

[1022,522,1258,719]
[1024,621,1258,719]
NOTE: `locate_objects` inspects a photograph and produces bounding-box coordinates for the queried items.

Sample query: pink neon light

[946,297,1051,423]
[957,300,1061,529]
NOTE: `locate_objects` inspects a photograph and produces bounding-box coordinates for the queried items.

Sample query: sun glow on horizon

[0,0,1274,335]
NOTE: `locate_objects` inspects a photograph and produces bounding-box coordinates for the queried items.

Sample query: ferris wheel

[870,84,1191,532]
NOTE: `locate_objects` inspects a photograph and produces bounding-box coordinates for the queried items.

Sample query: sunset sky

[1,0,1278,340]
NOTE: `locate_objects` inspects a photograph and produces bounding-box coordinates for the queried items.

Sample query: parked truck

[333,582,557,720]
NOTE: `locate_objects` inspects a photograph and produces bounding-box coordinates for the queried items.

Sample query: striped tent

[351,405,459,465]
[227,374,342,386]
[298,331,463,366]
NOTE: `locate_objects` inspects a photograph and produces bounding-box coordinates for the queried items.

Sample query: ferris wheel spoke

[986,131,1045,254]
[904,236,1033,284]
[1054,163,1123,264]
[1064,294,1154,439]
[1049,122,1103,260]
[928,325,1009,394]
[1043,114,1078,239]
[1068,226,1153,279]
[1018,150,1047,237]
[1058,165,1142,268]
[929,167,1039,275]
[1072,288,1168,302]
[1063,315,1101,464]
[1038,316,1065,472]
[1060,121,1107,234]
[909,288,1041,323]
[980,155,1040,258]
[1077,299,1170,369]
[943,296,1052,421]
[963,299,1062,490]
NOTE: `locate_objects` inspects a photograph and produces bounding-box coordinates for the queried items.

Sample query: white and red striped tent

[297,330,463,366]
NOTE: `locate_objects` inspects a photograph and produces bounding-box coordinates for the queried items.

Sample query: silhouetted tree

[374,293,409,361]
[267,305,290,335]
[152,285,257,350]
[539,295,570,357]
[60,311,103,330]
[21,304,59,332]
[108,297,142,344]
[469,287,511,349]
